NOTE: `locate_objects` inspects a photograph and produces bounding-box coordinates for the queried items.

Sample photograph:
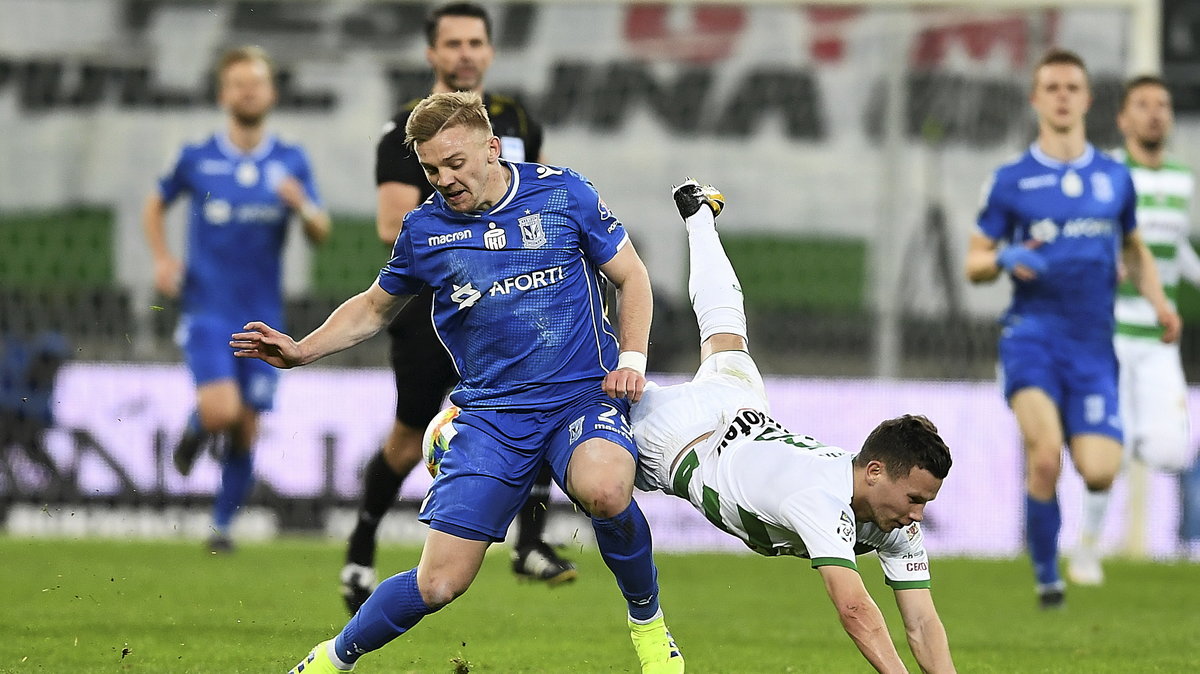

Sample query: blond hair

[217,45,274,80]
[405,91,493,147]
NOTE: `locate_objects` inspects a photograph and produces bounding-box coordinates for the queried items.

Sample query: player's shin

[334,569,438,665]
[1026,495,1063,593]
[592,500,661,621]
[212,447,254,537]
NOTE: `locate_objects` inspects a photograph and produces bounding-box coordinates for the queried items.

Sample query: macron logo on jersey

[1018,174,1058,191]
[428,230,472,247]
[488,265,565,296]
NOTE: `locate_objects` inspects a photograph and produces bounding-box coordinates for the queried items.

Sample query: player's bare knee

[198,407,239,433]
[1026,454,1061,489]
[584,484,633,519]
[417,573,470,609]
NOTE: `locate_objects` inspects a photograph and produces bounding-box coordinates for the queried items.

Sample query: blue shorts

[418,387,636,542]
[999,328,1122,442]
[177,313,280,411]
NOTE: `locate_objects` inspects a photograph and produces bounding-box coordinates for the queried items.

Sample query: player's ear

[866,460,886,486]
[487,135,501,163]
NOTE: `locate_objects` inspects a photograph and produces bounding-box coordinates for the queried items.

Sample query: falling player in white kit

[632,180,957,673]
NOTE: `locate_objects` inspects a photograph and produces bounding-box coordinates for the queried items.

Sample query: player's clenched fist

[603,368,647,402]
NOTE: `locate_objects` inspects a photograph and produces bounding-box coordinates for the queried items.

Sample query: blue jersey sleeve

[1118,169,1137,236]
[976,171,1011,242]
[377,216,423,296]
[567,170,629,265]
[157,145,193,204]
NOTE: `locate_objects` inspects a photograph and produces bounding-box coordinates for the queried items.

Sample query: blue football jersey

[977,143,1137,342]
[377,161,627,409]
[158,132,322,324]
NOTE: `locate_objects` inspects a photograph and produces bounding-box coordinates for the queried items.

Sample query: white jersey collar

[1030,142,1094,170]
[486,160,520,216]
[215,131,277,162]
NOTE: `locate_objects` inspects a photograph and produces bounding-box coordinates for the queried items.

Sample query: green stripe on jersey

[701,485,732,534]
[737,506,774,552]
[887,579,932,590]
[1147,242,1179,259]
[1116,323,1166,339]
[1118,282,1177,301]
[1137,194,1190,210]
[671,449,699,497]
[810,557,857,571]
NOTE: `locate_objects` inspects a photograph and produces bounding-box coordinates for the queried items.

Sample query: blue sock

[1180,460,1200,541]
[1026,494,1061,585]
[212,449,254,533]
[592,500,660,621]
[334,569,436,664]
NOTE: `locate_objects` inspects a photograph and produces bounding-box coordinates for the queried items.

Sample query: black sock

[515,464,553,550]
[346,450,405,566]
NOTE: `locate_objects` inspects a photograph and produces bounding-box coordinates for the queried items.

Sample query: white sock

[629,607,664,626]
[326,641,353,671]
[686,210,746,343]
[1079,489,1110,550]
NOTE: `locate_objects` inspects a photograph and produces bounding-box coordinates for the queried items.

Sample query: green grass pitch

[3,537,1197,673]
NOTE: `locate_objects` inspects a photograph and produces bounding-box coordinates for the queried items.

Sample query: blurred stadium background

[2,0,1198,561]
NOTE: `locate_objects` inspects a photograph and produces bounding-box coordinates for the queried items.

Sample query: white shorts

[1116,336,1193,472]
[631,350,768,492]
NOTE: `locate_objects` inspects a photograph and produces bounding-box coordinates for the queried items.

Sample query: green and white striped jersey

[670,409,931,589]
[1112,149,1196,340]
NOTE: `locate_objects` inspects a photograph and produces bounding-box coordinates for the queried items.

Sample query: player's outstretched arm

[231,280,409,368]
[1122,230,1182,342]
[818,565,909,674]
[598,243,652,402]
[894,589,956,674]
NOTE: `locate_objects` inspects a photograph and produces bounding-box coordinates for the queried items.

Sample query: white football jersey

[632,351,931,588]
[1111,149,1194,339]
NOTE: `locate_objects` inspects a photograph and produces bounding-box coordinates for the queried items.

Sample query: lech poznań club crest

[518,211,546,249]
[1091,172,1114,203]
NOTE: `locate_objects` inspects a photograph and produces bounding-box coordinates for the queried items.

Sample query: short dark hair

[855,414,952,480]
[1032,47,1089,91]
[425,2,492,47]
[1120,74,1169,110]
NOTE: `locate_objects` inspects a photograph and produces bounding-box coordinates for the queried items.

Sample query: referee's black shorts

[386,286,459,429]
